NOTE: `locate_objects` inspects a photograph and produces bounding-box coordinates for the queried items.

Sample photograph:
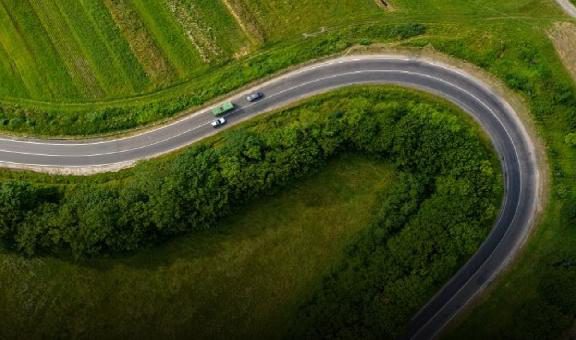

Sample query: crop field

[0,0,254,101]
[0,0,566,136]
[0,0,386,104]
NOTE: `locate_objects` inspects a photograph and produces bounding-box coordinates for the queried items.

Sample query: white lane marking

[0,121,213,157]
[408,93,526,340]
[0,68,522,163]
[0,55,411,147]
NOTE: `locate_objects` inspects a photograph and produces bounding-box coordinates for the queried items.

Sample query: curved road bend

[557,0,576,17]
[0,55,539,339]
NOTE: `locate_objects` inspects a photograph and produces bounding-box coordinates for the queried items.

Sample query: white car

[211,117,227,128]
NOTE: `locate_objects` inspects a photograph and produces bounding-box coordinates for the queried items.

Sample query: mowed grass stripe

[0,0,79,99]
[131,0,204,73]
[220,0,265,45]
[0,1,41,97]
[53,0,134,96]
[174,0,253,58]
[79,0,150,94]
[0,38,30,98]
[103,0,178,86]
[27,0,105,98]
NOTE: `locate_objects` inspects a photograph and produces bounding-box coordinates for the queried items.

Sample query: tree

[565,132,576,147]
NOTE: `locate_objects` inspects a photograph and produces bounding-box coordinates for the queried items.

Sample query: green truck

[211,102,235,116]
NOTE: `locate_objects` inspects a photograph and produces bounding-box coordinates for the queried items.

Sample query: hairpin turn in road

[0,55,540,339]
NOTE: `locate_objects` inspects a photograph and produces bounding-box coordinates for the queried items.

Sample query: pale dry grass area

[549,22,576,83]
[166,0,222,63]
[103,0,176,84]
[222,0,265,45]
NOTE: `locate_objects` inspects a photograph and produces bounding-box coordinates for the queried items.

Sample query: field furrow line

[26,0,105,99]
[79,0,150,93]
[102,0,177,85]
[0,0,60,98]
[221,0,265,45]
[54,0,132,96]
[0,38,30,98]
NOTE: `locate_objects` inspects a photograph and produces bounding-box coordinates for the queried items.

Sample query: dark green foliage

[508,299,572,340]
[288,100,500,339]
[0,89,499,264]
[0,181,39,240]
[0,87,500,336]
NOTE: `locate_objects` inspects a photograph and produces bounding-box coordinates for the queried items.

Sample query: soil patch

[549,22,576,83]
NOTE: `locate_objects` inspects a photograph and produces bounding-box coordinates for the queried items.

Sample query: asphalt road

[557,0,576,17]
[0,55,539,339]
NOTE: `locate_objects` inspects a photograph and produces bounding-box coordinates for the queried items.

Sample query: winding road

[0,55,540,339]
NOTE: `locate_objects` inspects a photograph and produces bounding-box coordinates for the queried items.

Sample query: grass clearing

[167,0,252,61]
[549,22,576,83]
[131,0,203,73]
[79,0,150,93]
[0,154,395,339]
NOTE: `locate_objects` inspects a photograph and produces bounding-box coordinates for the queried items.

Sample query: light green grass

[80,0,151,93]
[28,0,105,98]
[0,0,80,99]
[0,0,253,102]
[0,154,395,339]
[131,0,204,74]
[167,0,252,61]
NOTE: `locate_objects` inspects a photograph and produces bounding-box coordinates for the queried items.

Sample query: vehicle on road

[211,117,227,128]
[246,92,264,102]
[212,102,235,116]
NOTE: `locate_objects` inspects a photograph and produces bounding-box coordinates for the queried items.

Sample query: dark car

[246,91,264,102]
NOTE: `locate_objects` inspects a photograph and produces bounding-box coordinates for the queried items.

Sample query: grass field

[0,0,386,104]
[0,0,253,101]
[0,154,396,339]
